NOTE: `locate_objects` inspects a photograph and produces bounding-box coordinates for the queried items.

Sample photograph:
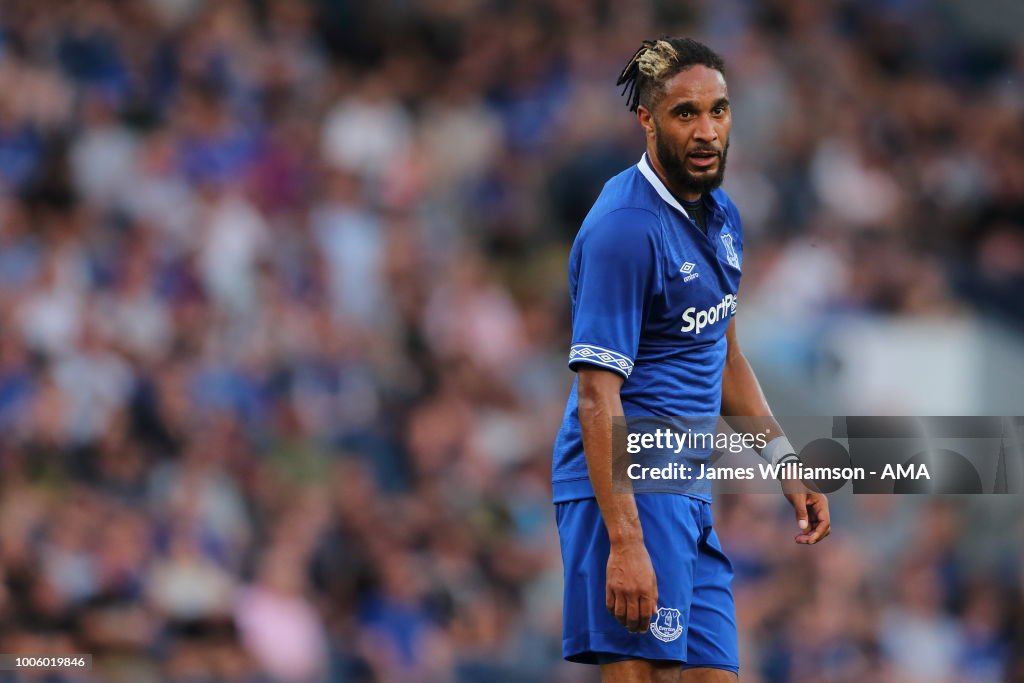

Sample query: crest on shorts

[649,606,683,642]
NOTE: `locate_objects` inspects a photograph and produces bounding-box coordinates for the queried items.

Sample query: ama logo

[649,606,684,642]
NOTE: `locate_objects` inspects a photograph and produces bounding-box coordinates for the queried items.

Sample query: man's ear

[636,105,656,139]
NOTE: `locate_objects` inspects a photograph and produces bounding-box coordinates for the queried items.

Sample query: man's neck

[645,149,701,203]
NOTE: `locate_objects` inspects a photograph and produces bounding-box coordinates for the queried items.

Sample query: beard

[654,121,729,197]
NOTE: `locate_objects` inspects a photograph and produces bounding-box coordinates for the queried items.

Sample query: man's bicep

[724,317,741,359]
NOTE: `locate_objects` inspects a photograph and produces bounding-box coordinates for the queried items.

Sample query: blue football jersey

[552,153,744,502]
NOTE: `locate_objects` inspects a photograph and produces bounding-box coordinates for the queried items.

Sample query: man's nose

[693,114,718,142]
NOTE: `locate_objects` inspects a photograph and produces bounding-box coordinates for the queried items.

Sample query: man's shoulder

[591,164,665,218]
[579,166,663,239]
[709,187,742,223]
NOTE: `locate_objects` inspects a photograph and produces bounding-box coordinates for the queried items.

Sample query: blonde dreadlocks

[616,37,726,113]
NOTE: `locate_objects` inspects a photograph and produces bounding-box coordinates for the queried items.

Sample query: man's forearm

[720,345,797,463]
[578,380,643,545]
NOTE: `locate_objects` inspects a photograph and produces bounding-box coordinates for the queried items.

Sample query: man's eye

[678,111,692,119]
[712,107,725,116]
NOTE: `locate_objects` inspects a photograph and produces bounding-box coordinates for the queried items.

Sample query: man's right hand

[606,538,659,633]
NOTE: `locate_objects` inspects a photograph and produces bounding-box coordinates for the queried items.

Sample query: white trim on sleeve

[569,343,634,378]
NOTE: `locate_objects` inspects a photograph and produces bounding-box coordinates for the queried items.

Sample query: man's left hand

[783,483,831,545]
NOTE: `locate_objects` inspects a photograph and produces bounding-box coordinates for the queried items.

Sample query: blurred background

[0,0,1022,681]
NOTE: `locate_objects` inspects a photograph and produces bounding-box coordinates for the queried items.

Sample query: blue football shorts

[556,494,739,673]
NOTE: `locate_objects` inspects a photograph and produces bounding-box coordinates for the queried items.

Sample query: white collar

[636,153,690,219]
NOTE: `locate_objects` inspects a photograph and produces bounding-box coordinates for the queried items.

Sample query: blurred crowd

[0,0,1021,682]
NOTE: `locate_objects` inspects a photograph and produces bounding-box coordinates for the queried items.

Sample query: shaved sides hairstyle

[616,37,726,113]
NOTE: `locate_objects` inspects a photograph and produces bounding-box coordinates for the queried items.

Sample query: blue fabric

[551,156,744,503]
[556,495,738,672]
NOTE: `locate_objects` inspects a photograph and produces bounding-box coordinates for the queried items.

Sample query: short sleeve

[568,208,660,380]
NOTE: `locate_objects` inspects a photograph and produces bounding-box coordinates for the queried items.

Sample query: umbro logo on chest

[679,262,700,283]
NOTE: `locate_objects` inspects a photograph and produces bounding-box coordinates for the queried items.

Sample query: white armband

[761,435,800,466]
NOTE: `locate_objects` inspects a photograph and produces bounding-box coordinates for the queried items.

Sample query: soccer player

[552,37,831,682]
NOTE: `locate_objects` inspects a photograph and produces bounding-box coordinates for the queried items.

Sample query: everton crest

[720,231,740,269]
[649,606,684,642]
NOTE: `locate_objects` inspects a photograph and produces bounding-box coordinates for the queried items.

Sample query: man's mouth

[687,150,719,169]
